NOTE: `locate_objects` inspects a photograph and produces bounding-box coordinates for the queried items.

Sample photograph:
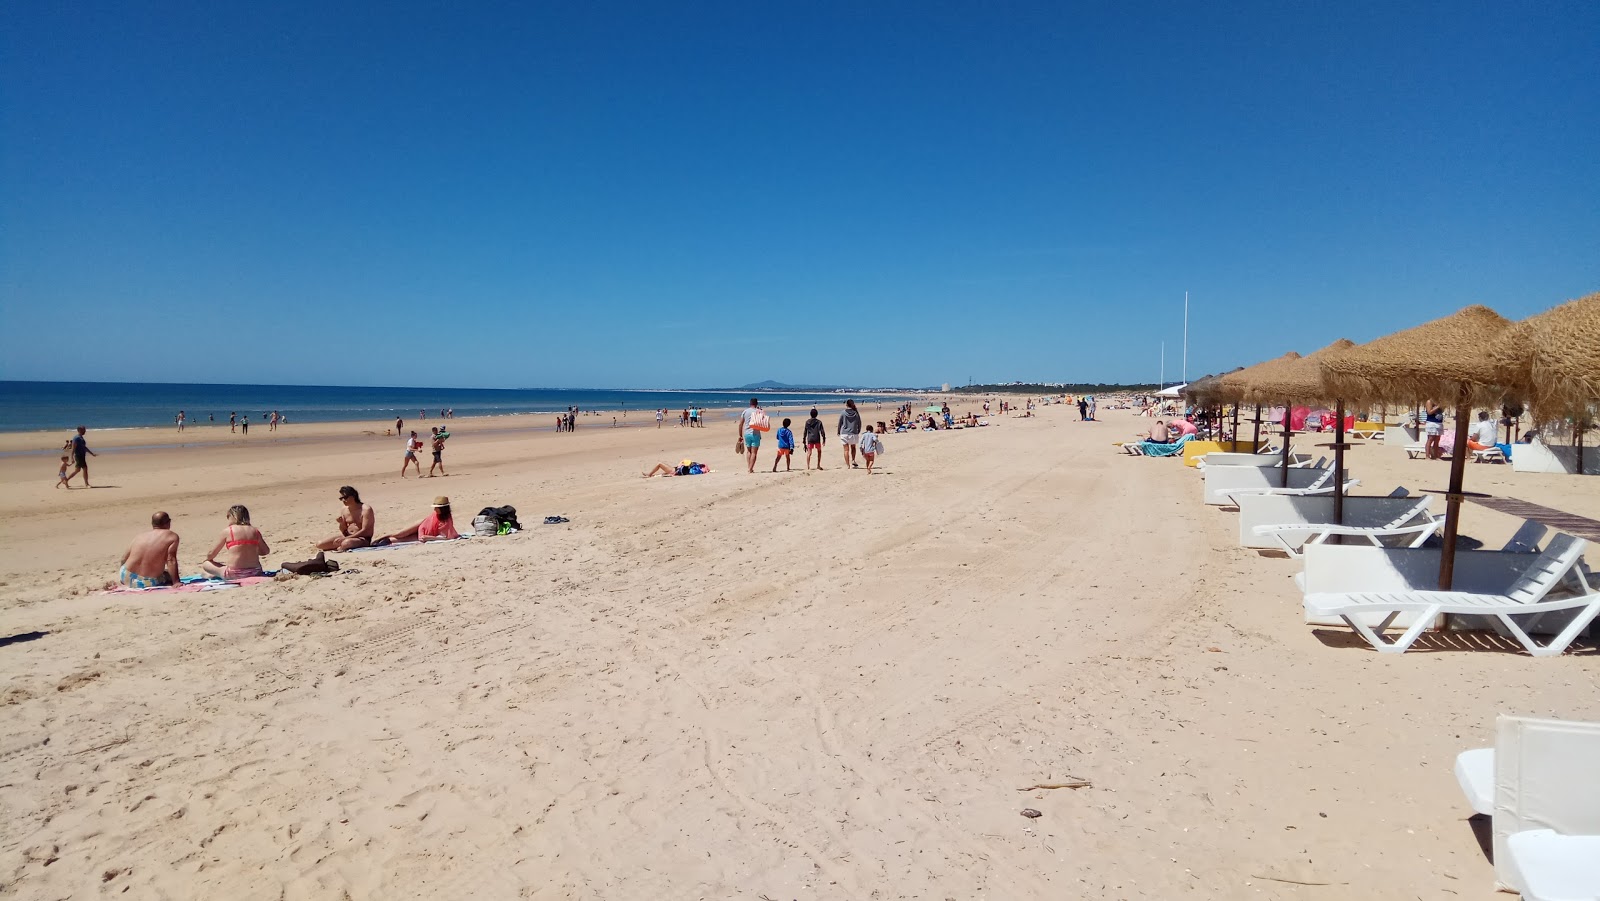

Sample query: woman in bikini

[201,505,271,579]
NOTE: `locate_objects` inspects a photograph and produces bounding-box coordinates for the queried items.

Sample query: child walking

[803,408,826,470]
[858,427,883,474]
[772,418,795,472]
[56,453,71,488]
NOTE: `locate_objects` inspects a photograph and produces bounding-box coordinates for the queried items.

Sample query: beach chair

[1451,715,1600,895]
[1138,434,1193,457]
[1506,831,1600,901]
[1251,497,1442,558]
[1222,467,1359,504]
[1472,446,1507,464]
[1303,534,1600,656]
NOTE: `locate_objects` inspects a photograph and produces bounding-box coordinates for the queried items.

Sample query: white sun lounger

[1453,715,1600,895]
[1251,497,1441,558]
[1506,830,1600,901]
[1304,534,1599,656]
[1472,446,1508,464]
[1223,467,1359,504]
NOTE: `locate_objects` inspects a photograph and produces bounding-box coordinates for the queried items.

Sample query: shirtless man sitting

[119,511,181,588]
[317,485,375,551]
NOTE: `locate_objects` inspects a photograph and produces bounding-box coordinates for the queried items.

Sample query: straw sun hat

[432,496,450,507]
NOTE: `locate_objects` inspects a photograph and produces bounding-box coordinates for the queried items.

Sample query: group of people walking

[735,398,883,474]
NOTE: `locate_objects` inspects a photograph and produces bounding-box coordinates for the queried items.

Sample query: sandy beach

[2,401,1597,899]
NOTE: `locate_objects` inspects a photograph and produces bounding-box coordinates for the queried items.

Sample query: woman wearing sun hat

[373,496,461,545]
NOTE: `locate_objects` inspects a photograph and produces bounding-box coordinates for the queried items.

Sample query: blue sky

[3,2,1597,389]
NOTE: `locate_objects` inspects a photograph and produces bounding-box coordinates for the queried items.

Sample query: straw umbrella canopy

[1238,339,1359,521]
[1492,291,1600,421]
[1240,339,1357,407]
[1215,352,1304,481]
[1320,305,1515,590]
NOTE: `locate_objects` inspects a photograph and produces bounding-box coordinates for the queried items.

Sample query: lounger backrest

[1504,534,1585,603]
[1305,468,1332,490]
[1491,714,1600,893]
[1380,498,1431,531]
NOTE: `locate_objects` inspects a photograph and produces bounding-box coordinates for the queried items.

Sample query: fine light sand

[1,402,1597,899]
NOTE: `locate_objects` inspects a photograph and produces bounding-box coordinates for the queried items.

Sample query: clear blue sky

[3,2,1596,389]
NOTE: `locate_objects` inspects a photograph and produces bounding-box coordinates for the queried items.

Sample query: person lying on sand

[318,486,375,551]
[201,505,270,579]
[119,511,180,588]
[644,461,709,477]
[373,496,460,545]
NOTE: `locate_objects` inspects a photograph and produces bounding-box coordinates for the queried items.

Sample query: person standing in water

[837,399,863,469]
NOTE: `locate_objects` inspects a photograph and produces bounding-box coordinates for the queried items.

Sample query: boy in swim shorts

[772,418,795,472]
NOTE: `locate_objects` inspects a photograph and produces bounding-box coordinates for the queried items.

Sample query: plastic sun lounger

[1303,534,1600,656]
[1223,467,1360,504]
[1454,746,1495,816]
[1472,446,1508,464]
[1251,497,1442,558]
[1506,830,1600,901]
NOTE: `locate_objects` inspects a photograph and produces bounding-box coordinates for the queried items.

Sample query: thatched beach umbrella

[1241,339,1359,525]
[1493,291,1600,473]
[1221,352,1303,485]
[1322,305,1514,589]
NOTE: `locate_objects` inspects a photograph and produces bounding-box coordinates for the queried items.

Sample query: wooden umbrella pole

[1333,399,1347,534]
[1252,405,1262,449]
[1438,398,1472,590]
[1231,403,1239,447]
[1280,403,1293,488]
[1579,419,1587,475]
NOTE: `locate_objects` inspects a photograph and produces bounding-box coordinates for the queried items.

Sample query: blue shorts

[744,431,761,448]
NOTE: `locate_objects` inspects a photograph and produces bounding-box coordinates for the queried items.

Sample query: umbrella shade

[1321,305,1515,591]
[1320,305,1514,407]
[1182,370,1240,406]
[1239,339,1357,407]
[1155,383,1188,398]
[1492,291,1600,420]
[1215,352,1302,405]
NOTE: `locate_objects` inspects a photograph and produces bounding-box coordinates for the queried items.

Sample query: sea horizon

[0,380,921,434]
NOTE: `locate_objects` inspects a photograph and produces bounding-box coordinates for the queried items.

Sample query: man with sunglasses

[317,486,375,551]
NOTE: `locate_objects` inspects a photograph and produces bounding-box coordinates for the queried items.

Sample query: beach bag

[749,410,770,432]
[472,514,499,537]
[282,551,339,575]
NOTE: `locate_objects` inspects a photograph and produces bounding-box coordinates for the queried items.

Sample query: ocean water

[0,381,896,434]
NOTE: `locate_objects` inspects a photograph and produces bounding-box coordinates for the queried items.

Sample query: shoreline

[0,396,946,456]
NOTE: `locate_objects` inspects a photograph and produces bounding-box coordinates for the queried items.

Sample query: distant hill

[736,380,852,392]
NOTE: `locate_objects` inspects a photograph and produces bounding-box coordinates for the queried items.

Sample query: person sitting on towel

[201,504,270,579]
[118,511,181,588]
[373,496,460,545]
[1146,420,1172,443]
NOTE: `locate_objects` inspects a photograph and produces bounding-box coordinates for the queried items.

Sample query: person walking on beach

[1077,397,1088,420]
[803,408,826,470]
[318,486,376,551]
[656,408,665,429]
[396,416,404,435]
[772,418,796,472]
[230,411,237,433]
[241,415,249,435]
[177,410,185,432]
[270,410,279,431]
[55,452,72,488]
[65,426,95,487]
[858,427,883,474]
[737,397,767,473]
[838,399,863,469]
[428,426,449,477]
[118,511,181,589]
[401,430,423,477]
[690,406,701,428]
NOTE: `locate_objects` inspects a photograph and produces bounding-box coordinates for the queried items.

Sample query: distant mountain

[736,380,852,392]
